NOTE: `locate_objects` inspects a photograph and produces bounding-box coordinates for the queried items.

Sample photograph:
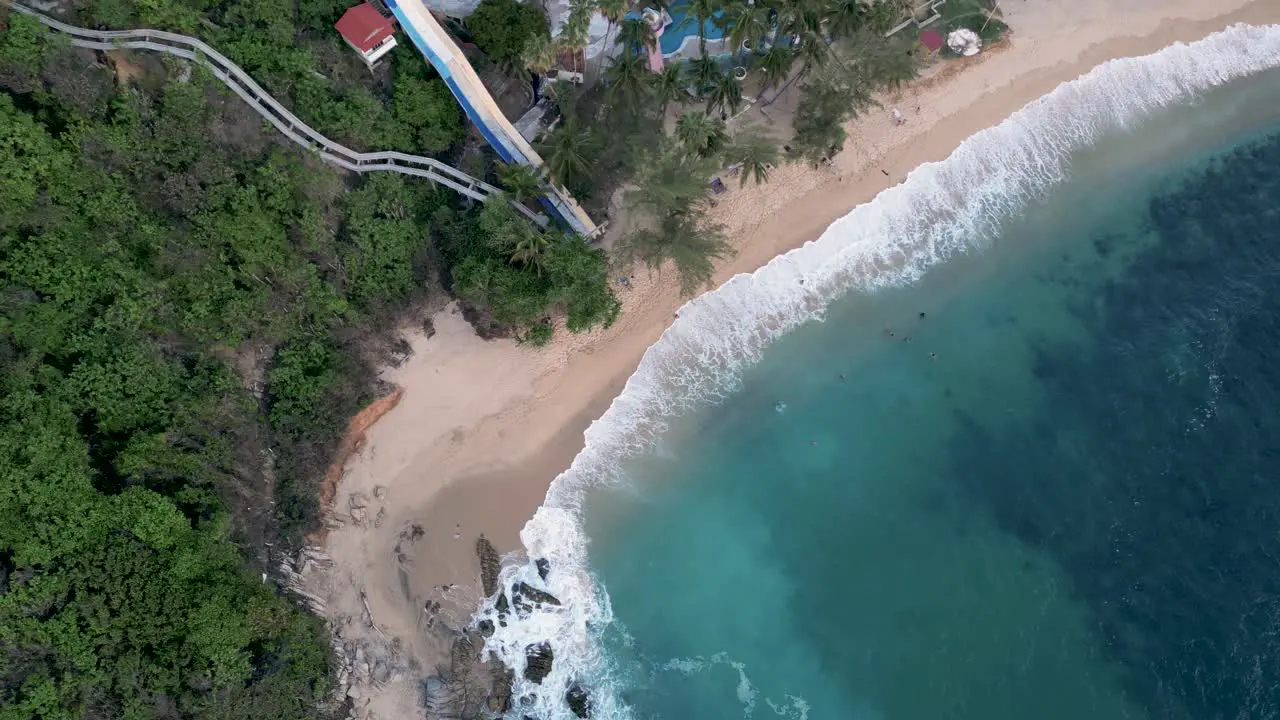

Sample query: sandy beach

[302,0,1280,715]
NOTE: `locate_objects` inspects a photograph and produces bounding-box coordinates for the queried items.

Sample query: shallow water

[579,72,1280,719]
[474,27,1280,720]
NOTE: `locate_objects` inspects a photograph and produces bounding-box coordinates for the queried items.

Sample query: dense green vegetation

[466,0,551,75]
[0,35,342,720]
[71,0,464,157]
[0,10,616,717]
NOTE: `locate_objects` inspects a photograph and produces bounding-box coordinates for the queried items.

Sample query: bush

[521,321,554,346]
[466,0,549,71]
[391,74,465,154]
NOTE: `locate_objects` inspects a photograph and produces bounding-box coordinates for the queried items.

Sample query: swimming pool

[658,0,726,57]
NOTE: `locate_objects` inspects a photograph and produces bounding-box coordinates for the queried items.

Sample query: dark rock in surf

[477,619,495,637]
[512,582,561,612]
[495,592,510,617]
[477,535,502,597]
[524,642,554,684]
[536,557,551,581]
[566,683,592,718]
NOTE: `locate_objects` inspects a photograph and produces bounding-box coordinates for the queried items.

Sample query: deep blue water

[578,72,1280,719]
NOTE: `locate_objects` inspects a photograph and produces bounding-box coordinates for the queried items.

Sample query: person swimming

[775,401,787,413]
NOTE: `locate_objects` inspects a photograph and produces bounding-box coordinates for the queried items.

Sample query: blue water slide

[385,0,599,236]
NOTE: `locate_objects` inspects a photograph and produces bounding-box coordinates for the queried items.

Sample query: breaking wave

[473,24,1280,720]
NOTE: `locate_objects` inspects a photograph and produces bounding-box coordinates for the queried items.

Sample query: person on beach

[891,108,906,126]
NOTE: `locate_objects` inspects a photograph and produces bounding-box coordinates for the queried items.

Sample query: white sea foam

[473,24,1280,719]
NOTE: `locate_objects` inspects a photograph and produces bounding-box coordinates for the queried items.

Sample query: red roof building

[336,3,398,68]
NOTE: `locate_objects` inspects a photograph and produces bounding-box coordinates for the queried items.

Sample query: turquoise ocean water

[477,26,1280,720]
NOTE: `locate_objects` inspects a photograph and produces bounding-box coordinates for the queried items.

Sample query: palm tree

[723,2,770,58]
[597,0,629,26]
[790,64,875,164]
[561,0,593,74]
[480,198,553,272]
[522,33,558,77]
[619,213,731,296]
[758,44,793,91]
[825,0,869,39]
[855,31,922,90]
[865,0,904,34]
[509,229,552,272]
[684,54,721,97]
[726,127,779,186]
[616,16,656,54]
[650,63,687,114]
[498,163,545,202]
[704,71,743,117]
[605,52,650,114]
[546,79,580,119]
[679,0,721,57]
[480,198,528,250]
[537,117,596,191]
[597,0,629,52]
[769,0,823,39]
[675,110,728,159]
[627,142,716,217]
[793,30,830,76]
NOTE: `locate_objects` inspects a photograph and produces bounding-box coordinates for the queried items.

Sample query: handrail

[10,3,548,227]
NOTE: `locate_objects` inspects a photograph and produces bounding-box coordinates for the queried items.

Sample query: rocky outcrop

[524,642,554,684]
[512,582,561,612]
[535,558,551,581]
[420,627,511,718]
[566,683,591,718]
[450,632,479,674]
[327,621,410,720]
[476,536,501,597]
[487,665,514,714]
[331,534,578,719]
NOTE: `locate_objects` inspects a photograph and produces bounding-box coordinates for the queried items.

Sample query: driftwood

[359,590,389,640]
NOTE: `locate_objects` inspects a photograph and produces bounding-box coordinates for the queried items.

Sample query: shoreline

[303,1,1280,717]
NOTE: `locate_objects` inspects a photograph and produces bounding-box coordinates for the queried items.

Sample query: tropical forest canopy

[0,6,615,717]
